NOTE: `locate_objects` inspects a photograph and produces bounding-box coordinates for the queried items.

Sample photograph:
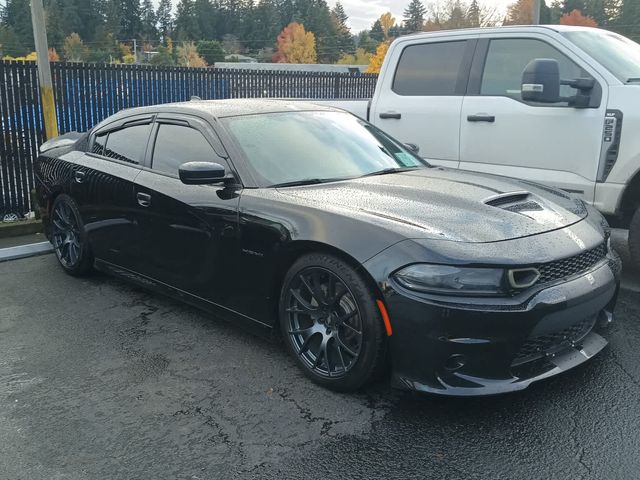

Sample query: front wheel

[50,194,93,276]
[629,207,640,271]
[279,253,386,392]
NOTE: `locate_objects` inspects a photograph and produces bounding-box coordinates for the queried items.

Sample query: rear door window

[92,132,107,155]
[151,124,224,176]
[102,124,152,164]
[392,41,468,96]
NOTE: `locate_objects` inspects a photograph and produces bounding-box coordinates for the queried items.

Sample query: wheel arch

[268,240,385,333]
[619,169,640,224]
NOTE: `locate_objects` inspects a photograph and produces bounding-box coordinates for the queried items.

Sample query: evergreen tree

[286,0,339,62]
[141,0,158,42]
[403,0,426,33]
[247,0,282,50]
[549,0,564,22]
[331,2,354,57]
[467,0,481,27]
[197,39,225,63]
[118,0,143,40]
[356,30,378,54]
[0,24,26,56]
[370,19,384,42]
[1,0,33,53]
[44,0,67,50]
[157,0,174,42]
[175,0,202,41]
[618,0,640,40]
[194,0,218,40]
[446,0,467,29]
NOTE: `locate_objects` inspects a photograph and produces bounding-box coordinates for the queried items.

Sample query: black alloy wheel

[51,194,93,276]
[280,254,386,391]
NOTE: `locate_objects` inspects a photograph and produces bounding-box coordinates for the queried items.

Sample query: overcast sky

[150,0,518,33]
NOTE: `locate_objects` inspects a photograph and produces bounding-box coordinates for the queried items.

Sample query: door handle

[379,112,402,119]
[74,170,86,183]
[137,192,151,207]
[467,114,495,123]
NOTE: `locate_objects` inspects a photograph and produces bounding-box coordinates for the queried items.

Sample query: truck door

[459,34,608,203]
[370,38,477,169]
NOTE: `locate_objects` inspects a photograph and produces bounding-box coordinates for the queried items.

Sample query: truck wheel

[630,207,640,271]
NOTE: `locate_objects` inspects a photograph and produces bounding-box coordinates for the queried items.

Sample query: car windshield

[564,29,640,83]
[221,111,427,187]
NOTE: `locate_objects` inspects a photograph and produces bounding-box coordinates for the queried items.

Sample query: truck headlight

[393,264,506,296]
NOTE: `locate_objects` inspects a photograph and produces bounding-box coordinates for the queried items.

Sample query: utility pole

[30,0,58,140]
[133,38,137,63]
[532,0,542,24]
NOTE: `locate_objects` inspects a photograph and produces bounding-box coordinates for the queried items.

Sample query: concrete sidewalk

[0,233,52,262]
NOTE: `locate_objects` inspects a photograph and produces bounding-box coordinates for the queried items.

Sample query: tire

[279,253,386,392]
[630,207,640,271]
[50,194,93,276]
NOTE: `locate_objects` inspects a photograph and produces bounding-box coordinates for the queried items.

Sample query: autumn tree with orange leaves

[273,23,317,64]
[560,9,598,27]
[367,42,389,74]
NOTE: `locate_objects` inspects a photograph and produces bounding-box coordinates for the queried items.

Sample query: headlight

[393,264,506,296]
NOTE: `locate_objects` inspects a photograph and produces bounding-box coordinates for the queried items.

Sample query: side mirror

[179,161,229,185]
[404,143,420,154]
[521,58,561,103]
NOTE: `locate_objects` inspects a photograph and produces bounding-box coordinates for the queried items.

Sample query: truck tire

[630,207,640,271]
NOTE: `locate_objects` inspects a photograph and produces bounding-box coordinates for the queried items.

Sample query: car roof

[397,24,601,40]
[100,98,341,125]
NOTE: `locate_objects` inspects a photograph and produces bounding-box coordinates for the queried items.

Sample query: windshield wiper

[359,166,419,178]
[626,77,640,83]
[271,178,346,188]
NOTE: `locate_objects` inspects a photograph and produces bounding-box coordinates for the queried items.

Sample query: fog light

[444,354,466,371]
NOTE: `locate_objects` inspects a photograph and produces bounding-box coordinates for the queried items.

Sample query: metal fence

[0,61,378,218]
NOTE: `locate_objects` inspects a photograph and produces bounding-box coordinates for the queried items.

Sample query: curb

[0,241,53,263]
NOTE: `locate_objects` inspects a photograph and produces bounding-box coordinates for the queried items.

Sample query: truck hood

[277,167,589,243]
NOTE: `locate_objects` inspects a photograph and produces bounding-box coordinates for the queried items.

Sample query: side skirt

[93,258,274,338]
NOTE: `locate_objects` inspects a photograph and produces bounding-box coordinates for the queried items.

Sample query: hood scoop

[484,191,544,214]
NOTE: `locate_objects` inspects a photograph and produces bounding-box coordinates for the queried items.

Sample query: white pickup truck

[320,25,640,268]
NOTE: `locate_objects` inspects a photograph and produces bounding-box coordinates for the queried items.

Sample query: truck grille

[536,243,607,285]
[512,315,597,366]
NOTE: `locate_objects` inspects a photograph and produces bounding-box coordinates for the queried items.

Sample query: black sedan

[35,99,621,395]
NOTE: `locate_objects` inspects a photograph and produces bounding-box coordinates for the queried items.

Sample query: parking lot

[0,233,638,480]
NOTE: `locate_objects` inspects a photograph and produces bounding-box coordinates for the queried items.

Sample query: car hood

[277,168,589,243]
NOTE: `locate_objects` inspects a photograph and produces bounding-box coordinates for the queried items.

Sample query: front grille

[512,315,597,366]
[536,243,607,285]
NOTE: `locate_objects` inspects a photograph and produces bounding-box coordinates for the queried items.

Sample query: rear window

[392,41,467,96]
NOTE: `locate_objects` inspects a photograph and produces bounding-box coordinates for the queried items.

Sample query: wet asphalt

[0,241,639,479]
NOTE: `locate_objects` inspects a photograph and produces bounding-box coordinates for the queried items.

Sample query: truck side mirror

[521,58,561,103]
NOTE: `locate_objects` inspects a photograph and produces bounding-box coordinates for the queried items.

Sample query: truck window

[392,41,467,96]
[480,38,587,101]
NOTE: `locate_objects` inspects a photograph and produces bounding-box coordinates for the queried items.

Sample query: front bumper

[382,256,620,396]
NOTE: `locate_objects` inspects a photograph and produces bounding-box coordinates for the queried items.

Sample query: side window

[92,132,107,155]
[480,38,588,101]
[151,124,222,176]
[101,124,151,164]
[393,41,468,96]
